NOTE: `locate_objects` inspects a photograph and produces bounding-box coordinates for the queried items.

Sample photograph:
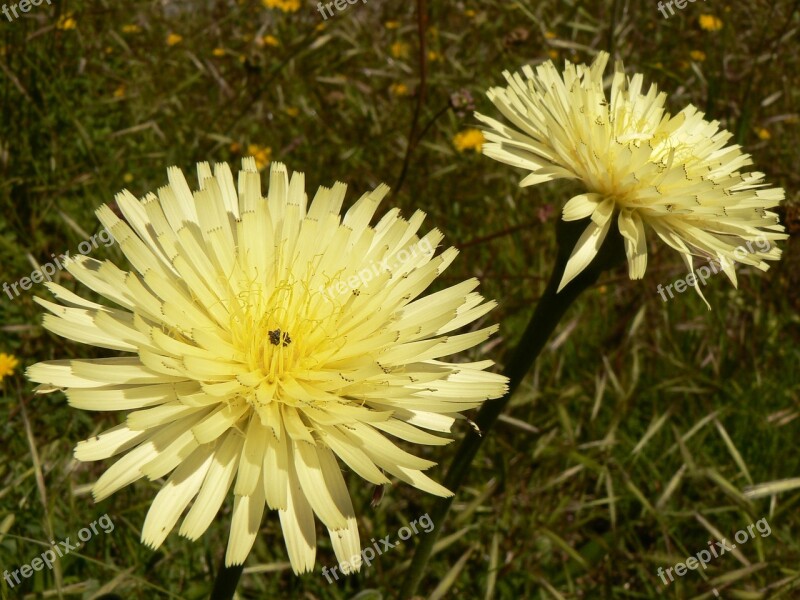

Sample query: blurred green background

[1,0,799,598]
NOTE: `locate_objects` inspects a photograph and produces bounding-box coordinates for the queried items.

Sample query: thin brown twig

[392,0,428,198]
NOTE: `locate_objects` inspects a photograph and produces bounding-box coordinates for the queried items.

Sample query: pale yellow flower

[699,14,723,31]
[0,353,19,381]
[477,52,787,304]
[453,129,485,153]
[27,159,507,572]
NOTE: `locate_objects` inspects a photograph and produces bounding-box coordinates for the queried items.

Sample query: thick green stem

[398,218,626,599]
[211,561,244,600]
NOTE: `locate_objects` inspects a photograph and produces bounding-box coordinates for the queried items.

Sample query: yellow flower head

[122,24,142,34]
[389,82,410,97]
[453,129,485,153]
[262,35,280,47]
[689,50,706,62]
[477,52,787,305]
[0,353,19,381]
[113,84,126,99]
[390,41,410,59]
[755,127,771,141]
[27,159,507,572]
[385,20,400,30]
[166,33,183,46]
[212,48,226,57]
[699,14,723,31]
[56,15,77,30]
[284,106,300,117]
[246,145,272,171]
[262,0,300,12]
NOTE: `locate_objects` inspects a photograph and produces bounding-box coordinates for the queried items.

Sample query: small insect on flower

[27,159,508,573]
[476,51,787,306]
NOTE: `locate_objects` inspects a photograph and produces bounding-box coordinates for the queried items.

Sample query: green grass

[1,0,800,598]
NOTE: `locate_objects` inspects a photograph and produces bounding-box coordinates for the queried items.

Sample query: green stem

[211,561,244,600]
[398,218,626,599]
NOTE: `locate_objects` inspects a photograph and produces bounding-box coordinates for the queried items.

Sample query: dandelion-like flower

[27,159,507,572]
[476,52,787,302]
[0,353,19,381]
[453,129,485,153]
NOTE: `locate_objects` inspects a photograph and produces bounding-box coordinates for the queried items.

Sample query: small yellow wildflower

[166,33,183,46]
[229,142,242,154]
[699,14,723,31]
[689,50,706,62]
[123,173,134,184]
[390,41,410,59]
[385,20,400,29]
[262,35,280,47]
[122,24,142,34]
[284,106,300,117]
[0,353,19,381]
[428,50,440,62]
[464,9,476,17]
[113,84,126,99]
[246,144,272,170]
[262,0,300,12]
[544,30,557,39]
[315,22,327,32]
[56,15,76,30]
[755,127,771,140]
[548,49,559,60]
[212,48,226,57]
[389,83,410,97]
[453,128,485,153]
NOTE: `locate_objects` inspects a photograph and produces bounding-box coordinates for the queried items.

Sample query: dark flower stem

[398,218,626,599]
[211,561,244,600]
